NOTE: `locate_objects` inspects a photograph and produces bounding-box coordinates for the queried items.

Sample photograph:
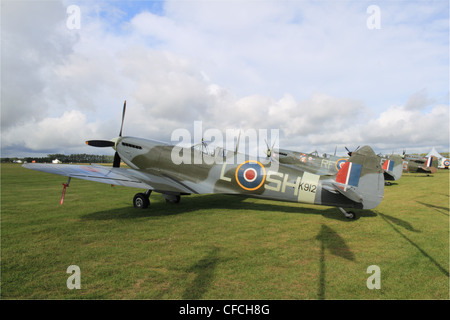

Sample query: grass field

[1,163,449,299]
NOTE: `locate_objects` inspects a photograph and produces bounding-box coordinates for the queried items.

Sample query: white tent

[426,147,443,159]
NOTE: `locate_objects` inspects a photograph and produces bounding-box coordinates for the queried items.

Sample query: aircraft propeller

[264,134,278,158]
[85,100,126,168]
[345,146,360,157]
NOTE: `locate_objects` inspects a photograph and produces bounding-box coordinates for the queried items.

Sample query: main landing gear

[133,190,152,209]
[339,207,356,220]
[132,190,182,209]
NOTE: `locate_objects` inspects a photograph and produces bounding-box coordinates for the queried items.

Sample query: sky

[1,0,449,158]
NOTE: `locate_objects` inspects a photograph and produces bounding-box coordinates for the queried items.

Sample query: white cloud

[1,1,78,129]
[362,103,449,148]
[1,0,448,157]
[3,110,97,153]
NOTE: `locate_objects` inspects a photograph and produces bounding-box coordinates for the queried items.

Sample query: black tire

[133,193,150,209]
[165,195,181,204]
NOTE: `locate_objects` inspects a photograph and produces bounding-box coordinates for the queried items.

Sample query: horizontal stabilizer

[330,182,363,203]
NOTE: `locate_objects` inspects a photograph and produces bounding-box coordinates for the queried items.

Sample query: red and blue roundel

[235,160,266,191]
[335,158,348,171]
[443,159,450,167]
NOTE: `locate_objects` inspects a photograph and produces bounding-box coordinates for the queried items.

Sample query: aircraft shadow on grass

[377,212,421,233]
[147,245,223,300]
[80,194,378,222]
[416,201,449,217]
[316,224,354,300]
[377,212,449,278]
[181,246,221,300]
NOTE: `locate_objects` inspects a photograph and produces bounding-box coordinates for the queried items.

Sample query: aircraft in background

[266,145,402,185]
[379,154,403,185]
[265,147,348,176]
[22,101,385,220]
[438,157,449,169]
[402,151,438,174]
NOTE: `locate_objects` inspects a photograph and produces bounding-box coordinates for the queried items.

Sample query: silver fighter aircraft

[23,102,385,219]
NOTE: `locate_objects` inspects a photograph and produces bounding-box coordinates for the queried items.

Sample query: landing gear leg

[133,190,152,209]
[339,207,356,220]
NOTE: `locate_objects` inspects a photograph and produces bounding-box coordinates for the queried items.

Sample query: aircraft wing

[21,163,194,194]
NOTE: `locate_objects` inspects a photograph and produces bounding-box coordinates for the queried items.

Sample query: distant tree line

[2,152,449,164]
[1,154,115,164]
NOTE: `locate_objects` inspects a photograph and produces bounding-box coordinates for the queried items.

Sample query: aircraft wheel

[133,193,150,209]
[346,211,356,220]
[166,195,181,204]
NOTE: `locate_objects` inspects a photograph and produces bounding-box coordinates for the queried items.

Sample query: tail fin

[383,154,403,181]
[426,156,438,168]
[426,156,438,173]
[333,146,384,209]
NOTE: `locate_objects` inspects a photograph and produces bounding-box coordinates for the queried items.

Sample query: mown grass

[1,163,448,299]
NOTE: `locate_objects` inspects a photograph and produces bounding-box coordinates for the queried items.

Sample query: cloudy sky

[1,0,449,158]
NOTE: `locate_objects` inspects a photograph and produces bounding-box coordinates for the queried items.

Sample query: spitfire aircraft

[23,101,385,220]
[402,151,438,174]
[379,154,403,184]
[266,147,348,175]
[266,145,402,185]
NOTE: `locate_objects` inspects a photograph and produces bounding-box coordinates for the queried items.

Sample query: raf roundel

[335,158,348,171]
[235,161,266,191]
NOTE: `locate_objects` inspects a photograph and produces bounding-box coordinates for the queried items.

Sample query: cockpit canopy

[191,140,229,158]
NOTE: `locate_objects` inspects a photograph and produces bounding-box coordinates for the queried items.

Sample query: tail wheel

[133,193,150,209]
[346,211,356,220]
[339,207,356,220]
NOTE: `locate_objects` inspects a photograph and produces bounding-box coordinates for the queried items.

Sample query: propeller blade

[234,130,241,154]
[264,139,271,157]
[271,133,278,151]
[119,100,126,137]
[113,152,121,168]
[86,140,115,147]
